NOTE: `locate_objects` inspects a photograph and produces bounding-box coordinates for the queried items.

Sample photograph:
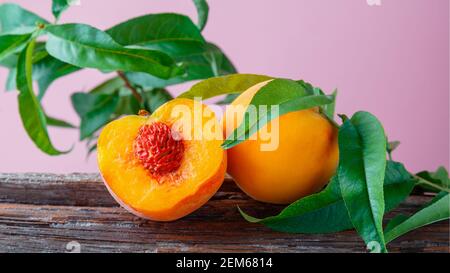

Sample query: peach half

[97,98,226,221]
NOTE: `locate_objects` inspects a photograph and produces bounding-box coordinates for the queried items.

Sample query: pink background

[0,0,448,173]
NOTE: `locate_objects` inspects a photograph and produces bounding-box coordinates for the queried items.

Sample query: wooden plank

[0,199,448,253]
[0,173,448,253]
[0,173,115,206]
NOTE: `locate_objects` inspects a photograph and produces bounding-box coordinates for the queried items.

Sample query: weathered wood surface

[0,173,448,253]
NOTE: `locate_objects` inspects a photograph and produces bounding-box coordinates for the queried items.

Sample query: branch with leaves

[0,0,236,155]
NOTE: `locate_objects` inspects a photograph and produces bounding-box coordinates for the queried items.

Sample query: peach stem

[117,71,143,104]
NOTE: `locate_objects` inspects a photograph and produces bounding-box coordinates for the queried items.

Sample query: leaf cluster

[0,1,235,155]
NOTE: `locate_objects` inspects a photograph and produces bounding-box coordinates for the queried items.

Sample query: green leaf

[189,42,236,77]
[297,80,325,97]
[151,41,234,76]
[46,114,76,128]
[115,91,141,116]
[380,162,416,211]
[240,160,415,234]
[80,96,119,140]
[217,93,239,104]
[221,79,335,149]
[178,73,272,99]
[52,0,78,21]
[338,111,387,252]
[89,77,124,95]
[324,89,337,119]
[385,192,450,243]
[71,92,120,140]
[0,33,32,62]
[3,45,80,97]
[0,53,18,68]
[296,80,314,94]
[45,24,182,79]
[107,13,204,46]
[5,68,16,91]
[16,40,69,155]
[126,42,236,89]
[192,0,209,31]
[416,166,450,193]
[1,41,46,69]
[31,42,49,63]
[0,3,48,34]
[71,77,128,140]
[223,95,333,149]
[33,54,80,99]
[239,176,351,233]
[384,214,409,233]
[71,92,112,121]
[297,80,337,120]
[125,71,181,89]
[142,88,173,113]
[107,14,233,89]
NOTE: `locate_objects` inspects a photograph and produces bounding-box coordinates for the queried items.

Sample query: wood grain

[0,173,448,253]
[0,173,115,206]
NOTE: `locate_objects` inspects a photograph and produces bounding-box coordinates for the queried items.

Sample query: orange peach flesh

[98,99,226,221]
